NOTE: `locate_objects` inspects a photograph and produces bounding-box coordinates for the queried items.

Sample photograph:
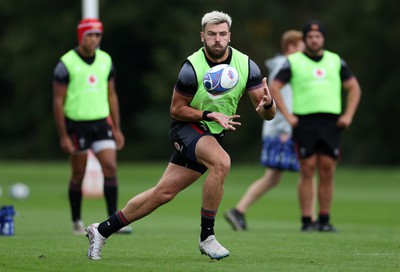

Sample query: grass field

[0,162,399,271]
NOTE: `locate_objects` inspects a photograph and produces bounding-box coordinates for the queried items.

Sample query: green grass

[0,162,399,271]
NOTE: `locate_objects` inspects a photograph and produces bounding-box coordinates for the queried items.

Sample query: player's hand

[207,112,241,131]
[256,77,273,112]
[60,136,75,155]
[337,114,352,129]
[113,129,125,150]
[287,114,299,127]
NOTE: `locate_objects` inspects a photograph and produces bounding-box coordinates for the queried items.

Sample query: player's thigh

[91,137,117,172]
[95,148,117,175]
[155,163,202,194]
[195,135,230,170]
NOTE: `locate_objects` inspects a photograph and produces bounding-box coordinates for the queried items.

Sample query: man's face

[201,22,231,60]
[305,30,324,54]
[80,33,102,55]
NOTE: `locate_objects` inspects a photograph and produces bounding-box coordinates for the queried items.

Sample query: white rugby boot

[199,235,229,260]
[73,220,86,235]
[86,223,106,260]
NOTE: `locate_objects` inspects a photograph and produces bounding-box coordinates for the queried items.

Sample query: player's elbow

[170,107,179,120]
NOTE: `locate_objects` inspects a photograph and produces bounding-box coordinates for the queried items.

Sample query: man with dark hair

[224,30,305,231]
[270,20,361,232]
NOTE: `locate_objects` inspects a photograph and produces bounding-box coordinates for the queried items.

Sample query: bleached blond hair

[201,11,232,30]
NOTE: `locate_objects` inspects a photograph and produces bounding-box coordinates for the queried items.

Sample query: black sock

[103,176,118,216]
[318,213,330,225]
[200,207,216,242]
[68,181,82,222]
[302,216,313,226]
[97,210,129,238]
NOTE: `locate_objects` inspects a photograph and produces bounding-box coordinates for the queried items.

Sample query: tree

[0,0,399,164]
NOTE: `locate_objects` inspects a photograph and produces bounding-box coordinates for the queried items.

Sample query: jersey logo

[87,74,98,85]
[174,142,183,152]
[313,68,326,79]
[79,137,86,148]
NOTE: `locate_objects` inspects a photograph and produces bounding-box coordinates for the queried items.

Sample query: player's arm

[338,76,361,129]
[170,90,241,130]
[337,60,361,129]
[250,77,276,121]
[269,79,287,115]
[170,61,203,121]
[270,79,297,126]
[270,61,298,127]
[53,62,75,154]
[246,59,275,120]
[171,61,240,130]
[53,81,75,154]
[108,77,125,150]
[170,90,203,121]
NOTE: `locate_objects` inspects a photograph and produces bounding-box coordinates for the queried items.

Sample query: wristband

[202,111,213,121]
[263,99,274,110]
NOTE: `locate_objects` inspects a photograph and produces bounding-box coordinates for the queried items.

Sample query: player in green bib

[224,30,305,231]
[53,18,130,236]
[270,20,361,232]
[86,11,275,261]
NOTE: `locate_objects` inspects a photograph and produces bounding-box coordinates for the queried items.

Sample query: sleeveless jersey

[61,49,112,121]
[188,47,249,134]
[288,50,342,115]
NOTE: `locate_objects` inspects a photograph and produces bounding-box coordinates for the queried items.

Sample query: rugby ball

[203,64,239,95]
[9,183,30,200]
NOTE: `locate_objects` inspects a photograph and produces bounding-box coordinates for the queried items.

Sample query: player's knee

[299,163,315,179]
[72,170,86,181]
[101,161,117,176]
[153,187,177,205]
[319,160,335,173]
[209,155,231,179]
[160,192,175,204]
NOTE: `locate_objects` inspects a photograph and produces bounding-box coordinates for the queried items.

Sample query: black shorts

[169,120,224,174]
[66,118,115,151]
[292,114,341,159]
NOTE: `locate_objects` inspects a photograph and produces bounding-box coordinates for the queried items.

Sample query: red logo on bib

[88,75,98,85]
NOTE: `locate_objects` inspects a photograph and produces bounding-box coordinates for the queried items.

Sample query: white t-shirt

[262,54,293,137]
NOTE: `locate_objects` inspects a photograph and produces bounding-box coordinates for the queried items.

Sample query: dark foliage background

[1,0,399,165]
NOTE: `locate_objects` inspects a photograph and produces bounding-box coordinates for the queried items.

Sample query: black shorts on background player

[293,113,341,160]
[66,118,114,151]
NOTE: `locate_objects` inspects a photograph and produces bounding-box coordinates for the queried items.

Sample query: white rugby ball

[9,183,30,200]
[203,64,239,95]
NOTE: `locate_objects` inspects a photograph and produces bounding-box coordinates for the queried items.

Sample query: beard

[306,43,324,55]
[204,43,228,60]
